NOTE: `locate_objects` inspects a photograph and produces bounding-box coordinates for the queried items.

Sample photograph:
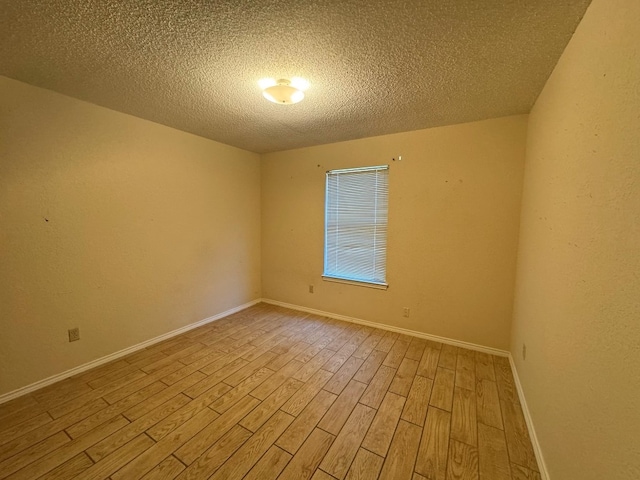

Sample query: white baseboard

[509,355,550,480]
[0,298,261,405]
[262,298,509,357]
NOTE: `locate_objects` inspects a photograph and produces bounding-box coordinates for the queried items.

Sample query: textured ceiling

[0,0,592,153]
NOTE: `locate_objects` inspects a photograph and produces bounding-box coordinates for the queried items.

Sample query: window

[323,165,389,288]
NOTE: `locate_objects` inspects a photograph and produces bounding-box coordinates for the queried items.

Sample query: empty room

[1,0,638,479]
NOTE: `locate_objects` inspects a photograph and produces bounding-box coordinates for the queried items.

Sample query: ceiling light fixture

[259,77,309,105]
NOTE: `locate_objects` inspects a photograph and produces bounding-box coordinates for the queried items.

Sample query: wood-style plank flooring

[0,303,541,480]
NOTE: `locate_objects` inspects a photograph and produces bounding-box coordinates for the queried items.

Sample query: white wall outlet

[68,327,80,342]
[403,307,410,318]
[309,284,314,293]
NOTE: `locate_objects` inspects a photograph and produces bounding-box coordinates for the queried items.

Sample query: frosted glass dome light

[260,78,309,105]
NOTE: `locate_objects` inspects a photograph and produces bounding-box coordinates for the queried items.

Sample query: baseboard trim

[509,355,550,479]
[262,298,509,357]
[0,298,262,405]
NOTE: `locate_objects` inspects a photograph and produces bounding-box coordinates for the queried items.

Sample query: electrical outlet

[309,284,314,293]
[68,327,80,342]
[522,343,527,360]
[403,307,410,318]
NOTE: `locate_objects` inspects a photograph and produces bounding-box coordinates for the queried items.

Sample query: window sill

[322,275,389,290]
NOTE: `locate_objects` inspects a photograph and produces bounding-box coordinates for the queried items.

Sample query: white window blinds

[324,165,389,286]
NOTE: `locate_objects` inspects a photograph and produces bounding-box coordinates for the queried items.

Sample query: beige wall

[511,0,640,478]
[262,116,527,350]
[0,76,261,396]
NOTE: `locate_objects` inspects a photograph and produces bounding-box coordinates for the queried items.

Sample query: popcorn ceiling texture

[0,0,591,153]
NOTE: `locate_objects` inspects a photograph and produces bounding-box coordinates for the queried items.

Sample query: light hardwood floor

[0,303,541,480]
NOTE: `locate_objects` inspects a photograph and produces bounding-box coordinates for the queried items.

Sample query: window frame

[322,165,389,290]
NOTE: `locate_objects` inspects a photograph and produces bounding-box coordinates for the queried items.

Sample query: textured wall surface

[0,0,589,153]
[262,115,527,350]
[0,77,262,396]
[511,0,640,478]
